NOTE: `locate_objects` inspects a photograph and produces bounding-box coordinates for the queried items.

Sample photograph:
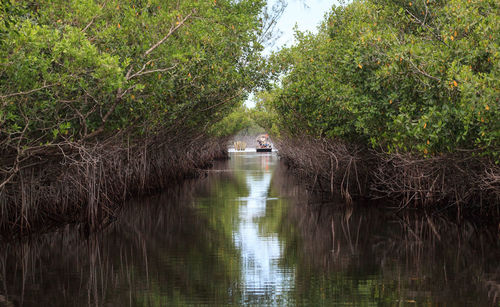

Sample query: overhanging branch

[144,11,195,57]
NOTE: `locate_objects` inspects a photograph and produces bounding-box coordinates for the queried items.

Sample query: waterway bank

[0,134,229,237]
[276,135,500,221]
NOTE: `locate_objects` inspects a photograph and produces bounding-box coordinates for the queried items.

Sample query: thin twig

[144,12,194,57]
[0,84,57,104]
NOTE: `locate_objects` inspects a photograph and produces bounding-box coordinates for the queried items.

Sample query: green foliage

[0,0,270,152]
[0,0,20,41]
[250,90,281,137]
[209,103,268,137]
[264,0,499,159]
[210,105,254,137]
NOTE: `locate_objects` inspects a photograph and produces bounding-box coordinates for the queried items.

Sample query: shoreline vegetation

[0,0,284,235]
[275,135,499,220]
[253,0,499,218]
[0,133,229,236]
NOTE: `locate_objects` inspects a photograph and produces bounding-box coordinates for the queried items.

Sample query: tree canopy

[0,0,272,154]
[263,0,499,160]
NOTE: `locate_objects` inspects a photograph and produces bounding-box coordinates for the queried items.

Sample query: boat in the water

[256,134,272,152]
[256,148,272,152]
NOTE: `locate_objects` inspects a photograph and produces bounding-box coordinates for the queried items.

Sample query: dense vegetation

[266,0,498,157]
[0,0,268,153]
[0,0,278,231]
[1,0,498,230]
[258,0,499,211]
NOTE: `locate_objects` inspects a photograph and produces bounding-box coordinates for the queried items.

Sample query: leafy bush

[266,0,499,160]
[0,0,270,153]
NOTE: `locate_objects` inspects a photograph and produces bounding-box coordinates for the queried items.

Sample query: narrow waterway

[0,152,498,306]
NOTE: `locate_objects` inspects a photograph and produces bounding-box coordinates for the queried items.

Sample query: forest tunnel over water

[0,0,499,305]
[1,0,498,230]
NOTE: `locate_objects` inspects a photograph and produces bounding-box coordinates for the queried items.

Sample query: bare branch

[126,59,154,80]
[82,16,96,32]
[125,65,135,80]
[83,91,123,140]
[118,85,137,99]
[144,11,194,57]
[405,8,449,47]
[200,90,244,112]
[0,171,17,190]
[127,63,178,80]
[405,58,441,82]
[0,84,57,105]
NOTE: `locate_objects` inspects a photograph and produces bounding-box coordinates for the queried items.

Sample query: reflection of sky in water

[232,155,294,303]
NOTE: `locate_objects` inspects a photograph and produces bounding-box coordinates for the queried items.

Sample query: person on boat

[256,134,271,149]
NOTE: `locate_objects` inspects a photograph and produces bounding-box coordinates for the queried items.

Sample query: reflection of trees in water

[0,172,245,306]
[292,206,498,304]
[373,214,500,305]
[1,155,498,306]
[271,164,499,305]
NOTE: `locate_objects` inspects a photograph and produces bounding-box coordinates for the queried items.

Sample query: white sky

[246,0,338,107]
[267,0,337,52]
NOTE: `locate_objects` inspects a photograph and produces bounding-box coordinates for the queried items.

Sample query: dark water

[1,152,499,306]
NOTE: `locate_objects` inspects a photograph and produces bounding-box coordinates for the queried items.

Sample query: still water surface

[1,152,498,306]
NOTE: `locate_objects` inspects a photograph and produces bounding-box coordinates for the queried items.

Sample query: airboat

[256,134,272,152]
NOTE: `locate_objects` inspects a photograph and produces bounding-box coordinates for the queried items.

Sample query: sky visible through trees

[246,0,337,107]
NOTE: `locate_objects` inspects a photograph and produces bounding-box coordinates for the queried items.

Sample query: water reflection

[232,153,294,304]
[0,152,498,306]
